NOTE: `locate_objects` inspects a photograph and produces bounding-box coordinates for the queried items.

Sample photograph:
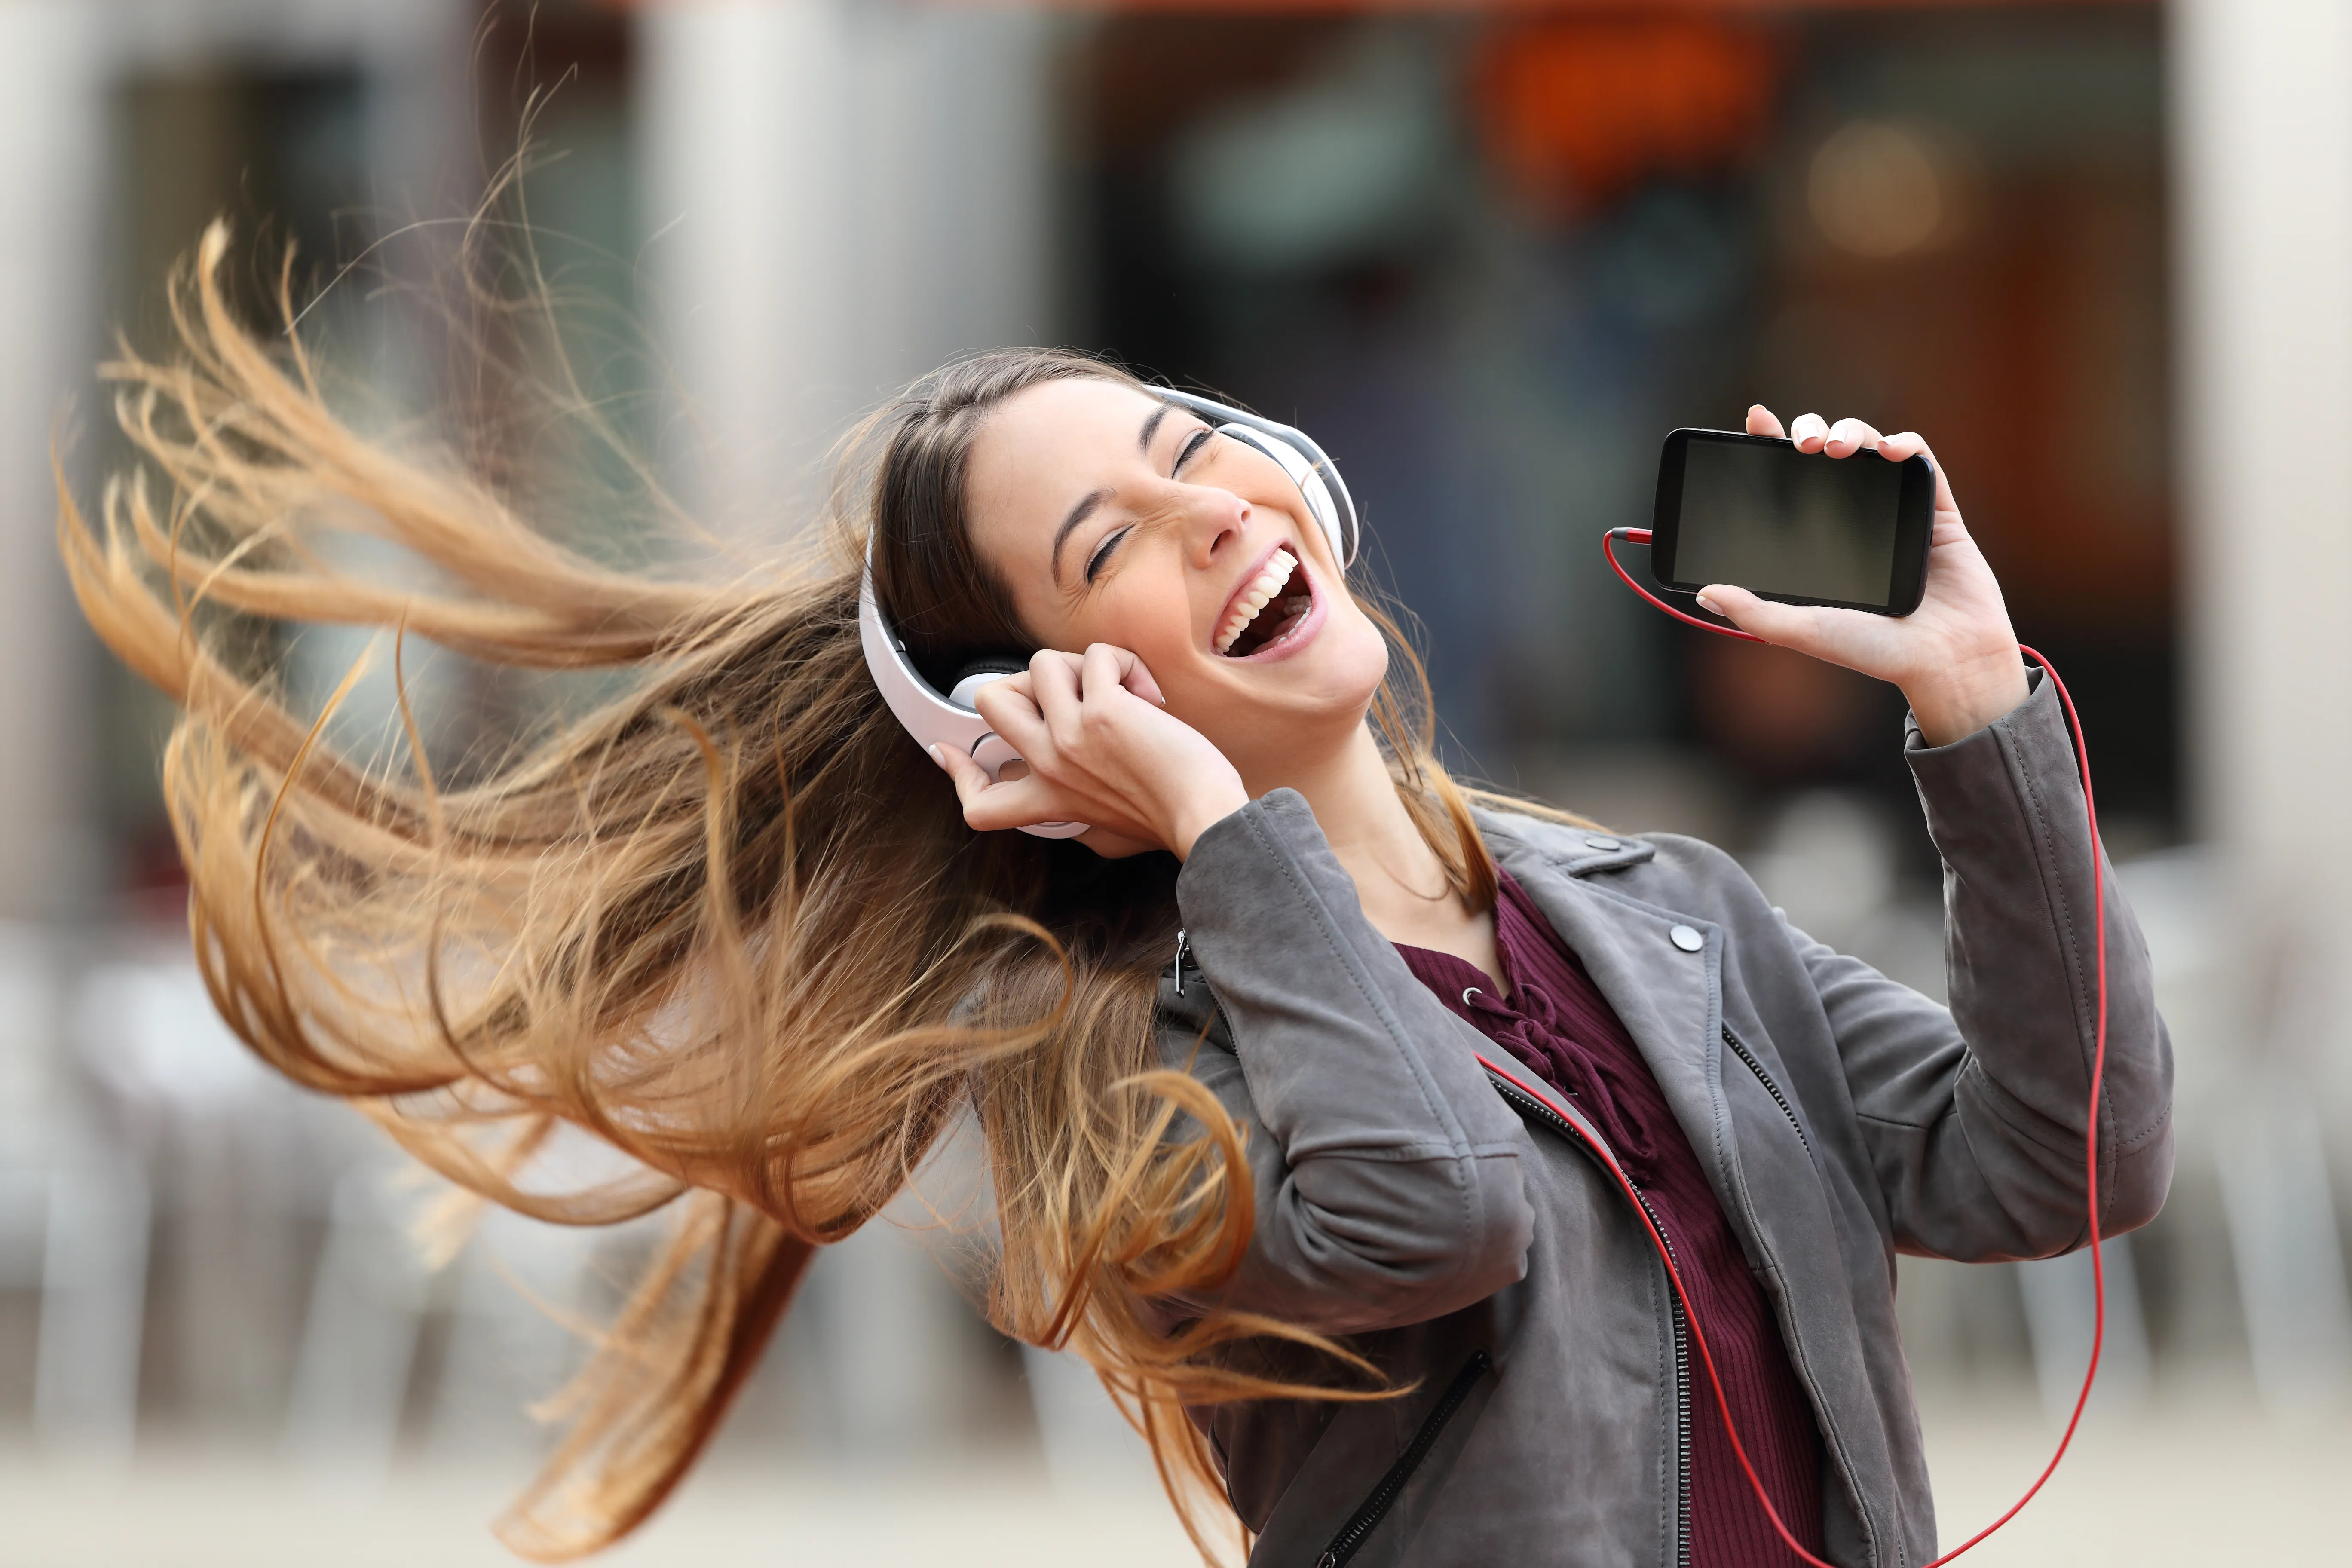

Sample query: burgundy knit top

[1394,869,1827,1567]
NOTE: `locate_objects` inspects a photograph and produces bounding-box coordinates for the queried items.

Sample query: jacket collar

[1473,808,1657,879]
[1474,811,1733,1201]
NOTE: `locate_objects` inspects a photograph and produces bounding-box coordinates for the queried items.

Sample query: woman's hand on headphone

[1691,405,2030,747]
[930,644,1250,860]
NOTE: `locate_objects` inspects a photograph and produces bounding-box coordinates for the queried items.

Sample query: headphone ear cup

[946,655,1031,712]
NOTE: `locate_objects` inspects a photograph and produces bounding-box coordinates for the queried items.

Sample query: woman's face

[963,377,1391,783]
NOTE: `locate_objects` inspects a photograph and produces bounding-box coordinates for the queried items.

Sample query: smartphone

[1651,428,1935,616]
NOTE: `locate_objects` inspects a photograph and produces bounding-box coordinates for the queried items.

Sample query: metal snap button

[1583,835,1620,851]
[1669,924,1704,952]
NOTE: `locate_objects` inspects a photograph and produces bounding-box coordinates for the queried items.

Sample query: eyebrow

[1050,487,1113,587]
[1137,399,1175,455]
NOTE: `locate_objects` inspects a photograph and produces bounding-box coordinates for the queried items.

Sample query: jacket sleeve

[1806,670,2175,1261]
[1167,789,1535,1334]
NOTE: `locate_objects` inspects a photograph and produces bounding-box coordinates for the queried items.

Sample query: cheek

[1083,576,1197,662]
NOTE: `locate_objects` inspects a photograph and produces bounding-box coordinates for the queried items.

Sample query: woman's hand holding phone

[1695,405,2030,746]
[930,645,1249,861]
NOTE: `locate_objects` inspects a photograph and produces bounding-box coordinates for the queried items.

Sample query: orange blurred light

[1474,16,1780,215]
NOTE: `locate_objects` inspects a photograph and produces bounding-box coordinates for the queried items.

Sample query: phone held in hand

[1651,428,1935,617]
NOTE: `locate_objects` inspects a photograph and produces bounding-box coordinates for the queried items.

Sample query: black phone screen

[1652,429,1933,615]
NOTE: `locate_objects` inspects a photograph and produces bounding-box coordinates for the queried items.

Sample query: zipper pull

[1173,928,1191,995]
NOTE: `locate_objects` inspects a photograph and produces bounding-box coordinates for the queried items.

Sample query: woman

[64,229,2170,1567]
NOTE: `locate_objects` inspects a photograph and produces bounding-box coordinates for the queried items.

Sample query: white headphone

[859,387,1359,839]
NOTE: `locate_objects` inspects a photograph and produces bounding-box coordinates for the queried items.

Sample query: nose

[1185,486,1250,569]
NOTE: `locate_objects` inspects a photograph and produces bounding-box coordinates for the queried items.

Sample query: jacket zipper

[1488,1076,1691,1568]
[1170,931,1236,1041]
[1313,1350,1492,1568]
[1721,1025,1813,1161]
[1633,1185,1695,1568]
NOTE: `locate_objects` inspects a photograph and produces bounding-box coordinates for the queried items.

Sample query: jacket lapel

[1486,838,1733,1204]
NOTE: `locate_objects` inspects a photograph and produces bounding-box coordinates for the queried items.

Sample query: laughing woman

[63,233,2169,1567]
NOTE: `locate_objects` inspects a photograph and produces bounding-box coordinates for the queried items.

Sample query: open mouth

[1214,547,1316,658]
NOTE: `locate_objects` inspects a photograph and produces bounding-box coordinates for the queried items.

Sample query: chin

[1237,612,1390,729]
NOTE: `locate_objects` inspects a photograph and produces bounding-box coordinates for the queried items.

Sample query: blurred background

[2,0,2349,1563]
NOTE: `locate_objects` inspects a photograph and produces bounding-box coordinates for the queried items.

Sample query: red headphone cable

[1560,526,2111,1567]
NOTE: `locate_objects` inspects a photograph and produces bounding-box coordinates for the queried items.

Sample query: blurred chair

[0,926,60,1387]
[0,928,156,1461]
[281,1165,435,1475]
[2017,1238,2153,1427]
[426,1207,600,1456]
[804,1209,983,1460]
[31,1135,150,1460]
[1021,1344,1156,1496]
[2123,849,2352,1422]
[2218,1080,2352,1421]
[68,944,346,1452]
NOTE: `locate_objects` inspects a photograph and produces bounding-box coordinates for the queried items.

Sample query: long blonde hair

[59,223,1505,1562]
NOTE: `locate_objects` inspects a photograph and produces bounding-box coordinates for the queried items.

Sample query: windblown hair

[59,223,1509,1562]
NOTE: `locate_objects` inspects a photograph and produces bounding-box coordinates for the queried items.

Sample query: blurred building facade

[0,0,2349,1537]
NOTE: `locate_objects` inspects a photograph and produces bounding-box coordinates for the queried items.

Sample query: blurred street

[3,1395,2348,1567]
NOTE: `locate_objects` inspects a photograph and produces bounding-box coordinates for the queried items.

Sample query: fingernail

[1696,593,1721,615]
[926,744,946,769]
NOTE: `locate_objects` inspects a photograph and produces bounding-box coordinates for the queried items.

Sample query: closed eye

[1083,526,1132,584]
[1172,426,1215,475]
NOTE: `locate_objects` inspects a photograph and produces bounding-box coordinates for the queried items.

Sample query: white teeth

[1215,549,1298,655]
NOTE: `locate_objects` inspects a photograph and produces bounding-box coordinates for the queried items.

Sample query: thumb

[929,741,993,811]
[1697,584,1819,648]
[1118,651,1166,706]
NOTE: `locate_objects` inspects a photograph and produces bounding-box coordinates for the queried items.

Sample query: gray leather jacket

[1157,674,2173,1568]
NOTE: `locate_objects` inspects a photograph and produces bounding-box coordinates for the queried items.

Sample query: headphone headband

[859,386,1356,839]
